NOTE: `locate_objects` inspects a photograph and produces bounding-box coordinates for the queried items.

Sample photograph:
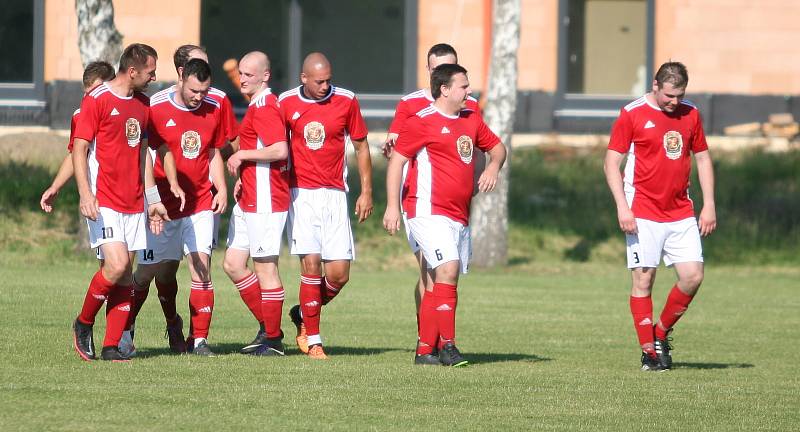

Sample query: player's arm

[156,143,186,211]
[603,149,637,234]
[226,140,288,176]
[477,143,507,193]
[382,151,409,235]
[694,150,717,236]
[218,136,240,161]
[142,143,169,235]
[209,148,228,214]
[71,138,98,220]
[40,154,74,212]
[352,137,373,223]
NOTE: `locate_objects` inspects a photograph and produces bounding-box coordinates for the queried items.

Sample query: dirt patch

[0,132,70,170]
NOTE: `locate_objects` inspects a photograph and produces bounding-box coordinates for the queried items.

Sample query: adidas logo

[638,318,653,326]
[92,294,106,301]
[110,108,120,116]
[644,120,655,129]
[166,119,176,127]
[304,301,320,308]
[118,305,131,312]
[198,306,212,313]
[436,304,453,311]
[292,112,300,120]
[257,247,264,253]
[441,126,450,134]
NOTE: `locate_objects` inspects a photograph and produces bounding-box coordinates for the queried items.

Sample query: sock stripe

[323,278,340,293]
[191,281,213,290]
[261,289,285,301]
[234,273,258,290]
[301,275,321,285]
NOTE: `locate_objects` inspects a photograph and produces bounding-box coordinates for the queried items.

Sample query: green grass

[0,251,797,431]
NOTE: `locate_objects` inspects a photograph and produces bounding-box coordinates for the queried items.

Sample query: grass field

[1,251,797,431]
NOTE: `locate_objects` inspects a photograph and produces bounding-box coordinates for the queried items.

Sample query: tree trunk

[470,0,520,267]
[75,0,123,68]
[74,0,123,251]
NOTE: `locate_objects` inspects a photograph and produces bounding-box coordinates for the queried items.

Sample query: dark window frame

[0,0,45,106]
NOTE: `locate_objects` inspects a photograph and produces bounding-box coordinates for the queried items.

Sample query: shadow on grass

[134,344,409,358]
[673,362,754,370]
[466,352,552,365]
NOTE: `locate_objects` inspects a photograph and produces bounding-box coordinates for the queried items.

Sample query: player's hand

[212,190,228,215]
[477,165,500,193]
[169,184,186,212]
[617,206,638,235]
[381,134,398,159]
[79,192,99,221]
[354,192,373,223]
[383,206,401,235]
[233,178,242,202]
[147,202,170,235]
[226,153,242,176]
[40,186,59,213]
[698,203,717,236]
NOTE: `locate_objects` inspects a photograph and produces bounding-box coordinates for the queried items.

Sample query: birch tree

[470,0,520,267]
[76,0,123,68]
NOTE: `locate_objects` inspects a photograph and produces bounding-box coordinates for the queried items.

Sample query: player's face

[180,75,211,109]
[427,53,457,75]
[301,66,332,100]
[652,81,685,113]
[238,58,266,97]
[446,73,471,109]
[132,56,157,92]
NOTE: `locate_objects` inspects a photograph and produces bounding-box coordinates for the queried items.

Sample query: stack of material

[761,113,799,138]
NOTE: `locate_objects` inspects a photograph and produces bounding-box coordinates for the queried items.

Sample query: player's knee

[326,273,349,287]
[103,261,130,283]
[680,269,704,290]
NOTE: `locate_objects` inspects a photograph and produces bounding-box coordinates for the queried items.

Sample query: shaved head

[300,52,332,100]
[238,51,271,97]
[302,52,330,74]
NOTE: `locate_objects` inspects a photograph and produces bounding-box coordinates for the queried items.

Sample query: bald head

[238,51,271,97]
[300,52,332,100]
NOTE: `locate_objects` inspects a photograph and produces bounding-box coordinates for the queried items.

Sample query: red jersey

[395,105,500,225]
[67,108,80,152]
[278,85,368,191]
[152,85,239,141]
[73,83,150,213]
[148,89,225,219]
[389,89,479,135]
[608,96,709,222]
[238,89,290,213]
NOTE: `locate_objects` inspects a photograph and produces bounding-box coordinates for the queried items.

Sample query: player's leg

[654,217,705,368]
[100,243,136,362]
[183,212,216,356]
[251,256,285,356]
[224,204,263,332]
[298,254,325,358]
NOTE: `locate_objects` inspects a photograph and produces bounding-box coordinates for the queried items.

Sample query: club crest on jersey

[181,130,201,159]
[663,131,683,160]
[456,135,473,164]
[125,118,141,147]
[304,121,325,150]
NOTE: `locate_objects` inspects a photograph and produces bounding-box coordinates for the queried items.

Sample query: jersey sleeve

[146,107,165,150]
[475,118,501,152]
[67,111,79,152]
[221,96,240,141]
[394,117,425,158]
[608,108,634,153]
[690,111,709,153]
[388,99,411,135]
[72,96,100,144]
[346,96,368,140]
[254,102,287,147]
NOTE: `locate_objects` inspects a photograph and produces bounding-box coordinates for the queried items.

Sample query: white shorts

[87,207,146,251]
[626,217,704,268]
[140,210,215,264]
[406,215,470,274]
[287,187,354,260]
[226,203,287,258]
[402,213,421,254]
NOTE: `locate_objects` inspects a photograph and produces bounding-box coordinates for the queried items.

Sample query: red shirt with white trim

[67,108,80,152]
[152,85,239,142]
[73,82,150,213]
[148,89,225,219]
[238,89,290,213]
[389,89,479,135]
[278,85,368,191]
[395,105,500,225]
[608,96,709,222]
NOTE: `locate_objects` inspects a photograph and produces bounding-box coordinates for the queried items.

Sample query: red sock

[630,295,655,354]
[234,272,263,323]
[103,284,133,347]
[261,286,285,338]
[78,270,114,325]
[432,283,458,347]
[155,279,178,323]
[321,277,343,305]
[126,285,149,330]
[299,274,322,337]
[656,284,695,339]
[416,289,438,355]
[189,281,214,339]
